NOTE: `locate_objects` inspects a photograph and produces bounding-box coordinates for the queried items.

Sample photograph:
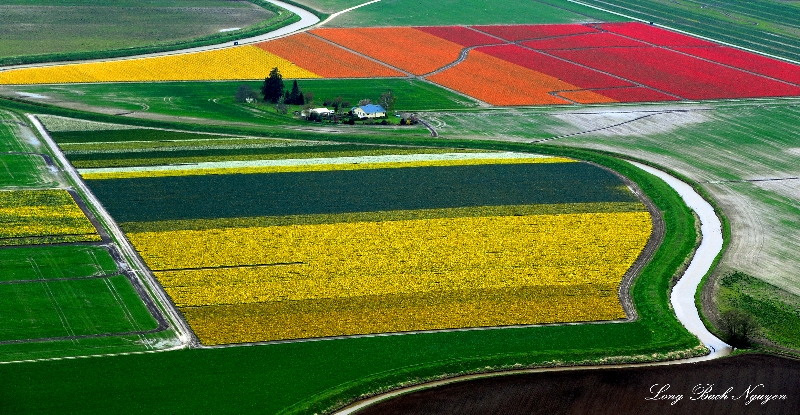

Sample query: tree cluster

[260,67,308,105]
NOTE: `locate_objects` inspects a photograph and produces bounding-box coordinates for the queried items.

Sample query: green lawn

[0,154,55,188]
[0,275,158,342]
[717,271,800,350]
[0,0,292,66]
[287,0,371,14]
[0,245,118,282]
[323,0,628,27]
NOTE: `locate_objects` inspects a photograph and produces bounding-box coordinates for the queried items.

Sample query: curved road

[332,160,730,415]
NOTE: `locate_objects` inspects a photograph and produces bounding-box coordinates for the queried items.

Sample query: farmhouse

[351,104,386,119]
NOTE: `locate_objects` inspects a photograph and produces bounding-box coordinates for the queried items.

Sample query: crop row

[598,22,718,47]
[0,245,117,282]
[472,24,600,41]
[0,190,100,246]
[548,46,800,100]
[78,154,570,180]
[129,211,651,343]
[310,27,465,75]
[37,115,141,133]
[576,0,800,62]
[521,32,648,50]
[86,162,639,223]
[183,287,627,345]
[670,46,800,86]
[0,46,320,85]
[426,50,576,105]
[255,33,404,78]
[120,202,648,233]
[478,44,633,89]
[414,26,503,47]
[571,87,680,103]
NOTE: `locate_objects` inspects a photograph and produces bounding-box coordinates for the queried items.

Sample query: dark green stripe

[88,162,639,223]
[121,202,647,232]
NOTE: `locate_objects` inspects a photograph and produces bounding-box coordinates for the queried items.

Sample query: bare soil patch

[355,354,800,415]
[548,107,711,138]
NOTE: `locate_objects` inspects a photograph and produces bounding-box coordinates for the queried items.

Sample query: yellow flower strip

[129,211,652,343]
[0,189,99,243]
[183,288,625,345]
[0,46,319,85]
[121,202,648,233]
[80,156,574,180]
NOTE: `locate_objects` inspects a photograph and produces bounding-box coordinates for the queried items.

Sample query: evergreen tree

[261,67,284,103]
[286,80,303,105]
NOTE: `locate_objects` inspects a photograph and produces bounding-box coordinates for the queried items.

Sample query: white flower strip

[78,152,552,175]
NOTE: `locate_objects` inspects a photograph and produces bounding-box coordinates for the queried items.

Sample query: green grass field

[575,0,800,62]
[0,275,158,342]
[0,154,55,188]
[0,245,117,282]
[0,1,294,66]
[323,0,628,26]
[288,0,370,14]
[3,79,477,126]
[717,271,800,350]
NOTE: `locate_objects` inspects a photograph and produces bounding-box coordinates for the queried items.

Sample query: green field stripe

[88,162,640,223]
[122,202,647,232]
[80,153,567,179]
[65,142,380,162]
[59,136,345,152]
[0,275,157,342]
[69,147,474,169]
[0,245,117,282]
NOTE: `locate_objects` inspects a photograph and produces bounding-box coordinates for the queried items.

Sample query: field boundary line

[26,114,195,348]
[0,273,122,285]
[318,0,381,26]
[329,160,730,415]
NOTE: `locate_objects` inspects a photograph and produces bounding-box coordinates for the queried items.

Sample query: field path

[331,160,730,415]
[26,114,196,349]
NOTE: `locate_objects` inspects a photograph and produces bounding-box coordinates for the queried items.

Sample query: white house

[351,104,386,119]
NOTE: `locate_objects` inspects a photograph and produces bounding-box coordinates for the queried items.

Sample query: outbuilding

[302,107,333,119]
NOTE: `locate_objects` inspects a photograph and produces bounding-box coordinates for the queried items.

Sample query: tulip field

[0,189,101,246]
[70,132,655,345]
[3,22,800,106]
